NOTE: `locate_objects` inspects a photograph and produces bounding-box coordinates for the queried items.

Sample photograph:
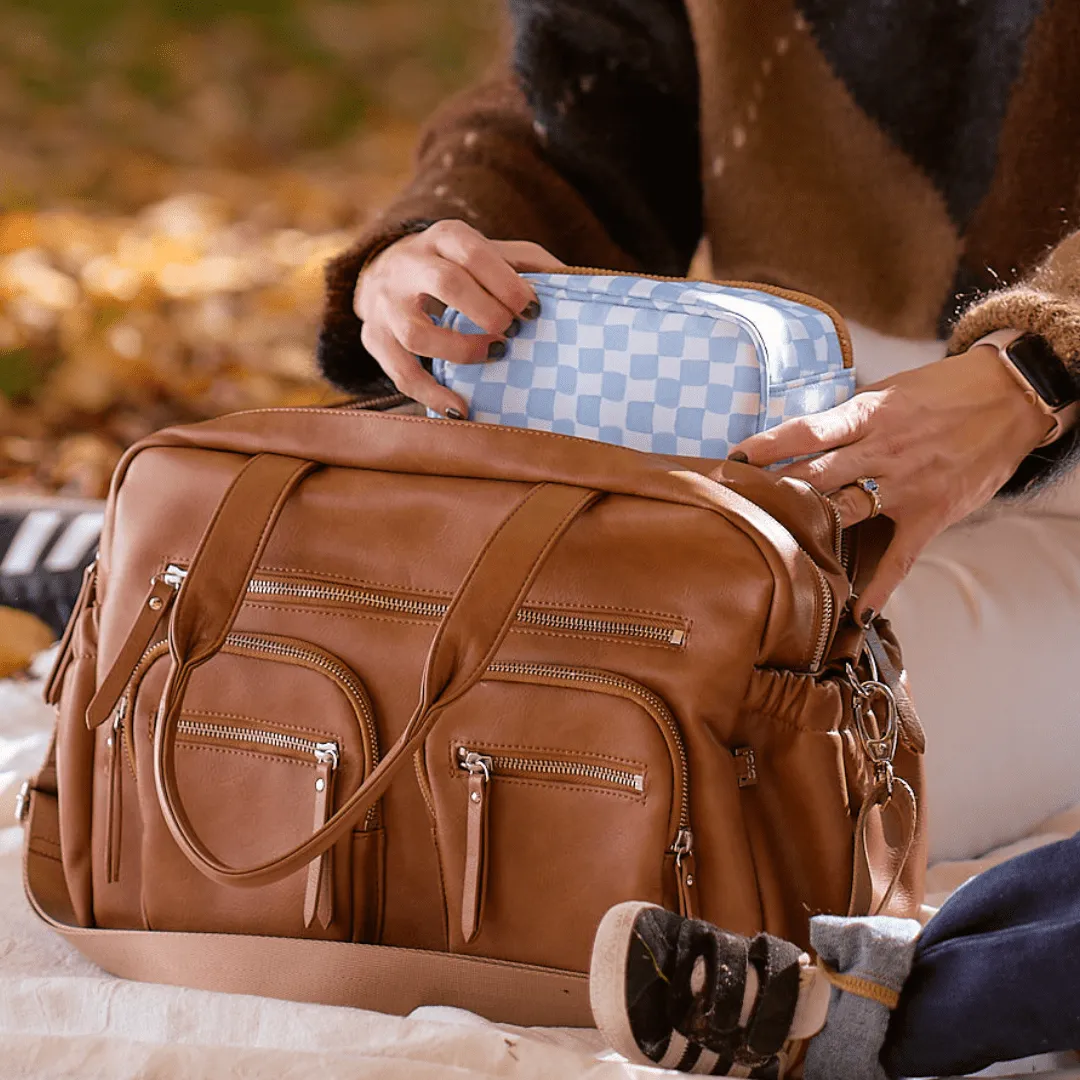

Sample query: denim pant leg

[881,830,1080,1079]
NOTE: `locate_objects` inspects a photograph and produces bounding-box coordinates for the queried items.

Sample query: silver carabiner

[846,646,898,794]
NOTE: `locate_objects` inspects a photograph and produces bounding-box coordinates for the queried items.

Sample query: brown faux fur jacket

[318,0,1080,488]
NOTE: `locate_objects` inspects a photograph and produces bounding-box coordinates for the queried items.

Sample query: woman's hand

[729,345,1055,620]
[353,219,566,416]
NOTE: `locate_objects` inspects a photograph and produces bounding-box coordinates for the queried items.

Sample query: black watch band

[1005,333,1079,410]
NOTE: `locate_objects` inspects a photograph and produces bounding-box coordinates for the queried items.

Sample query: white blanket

[1,655,1077,1080]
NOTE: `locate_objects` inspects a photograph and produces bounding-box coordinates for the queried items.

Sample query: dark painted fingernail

[445,407,465,420]
[729,450,750,464]
[505,318,521,338]
[522,300,541,319]
[487,340,507,359]
[858,608,877,629]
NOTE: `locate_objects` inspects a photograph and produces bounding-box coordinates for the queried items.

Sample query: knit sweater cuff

[947,288,1080,495]
[316,219,436,396]
[947,286,1080,380]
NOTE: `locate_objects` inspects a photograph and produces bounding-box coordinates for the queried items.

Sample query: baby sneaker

[590,901,829,1077]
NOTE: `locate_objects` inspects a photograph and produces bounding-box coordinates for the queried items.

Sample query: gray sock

[804,915,921,1080]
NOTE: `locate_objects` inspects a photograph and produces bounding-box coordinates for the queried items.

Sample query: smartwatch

[974,329,1080,447]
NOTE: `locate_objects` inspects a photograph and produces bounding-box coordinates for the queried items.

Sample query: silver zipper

[245,577,686,647]
[457,746,644,793]
[485,661,691,842]
[163,564,188,588]
[176,718,340,766]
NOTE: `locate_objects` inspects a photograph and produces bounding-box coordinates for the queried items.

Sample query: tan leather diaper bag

[20,404,925,1026]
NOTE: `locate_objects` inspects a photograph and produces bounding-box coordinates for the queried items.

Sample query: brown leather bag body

[21,405,925,1025]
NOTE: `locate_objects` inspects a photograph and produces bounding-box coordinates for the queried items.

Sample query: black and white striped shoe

[590,902,807,1077]
[0,498,103,636]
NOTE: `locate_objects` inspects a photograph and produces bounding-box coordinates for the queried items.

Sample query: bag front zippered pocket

[424,662,695,972]
[109,631,381,941]
[240,568,688,649]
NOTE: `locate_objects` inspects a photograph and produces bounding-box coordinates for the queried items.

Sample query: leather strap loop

[167,452,318,665]
[153,477,600,888]
[847,775,918,918]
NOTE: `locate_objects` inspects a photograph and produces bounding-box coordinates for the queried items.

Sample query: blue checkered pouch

[429,272,853,459]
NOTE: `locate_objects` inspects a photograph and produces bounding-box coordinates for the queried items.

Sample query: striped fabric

[0,501,104,635]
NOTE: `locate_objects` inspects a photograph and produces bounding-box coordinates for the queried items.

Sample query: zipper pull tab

[458,748,492,944]
[44,559,97,706]
[672,827,697,919]
[85,568,182,731]
[304,742,338,930]
[105,712,123,883]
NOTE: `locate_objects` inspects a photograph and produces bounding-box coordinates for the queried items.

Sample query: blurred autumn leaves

[0,0,498,497]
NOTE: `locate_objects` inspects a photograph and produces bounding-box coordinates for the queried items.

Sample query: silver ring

[855,476,882,519]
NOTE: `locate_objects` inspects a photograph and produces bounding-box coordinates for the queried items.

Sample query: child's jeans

[806,830,1080,1080]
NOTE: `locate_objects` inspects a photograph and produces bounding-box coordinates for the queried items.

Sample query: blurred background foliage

[0,0,497,495]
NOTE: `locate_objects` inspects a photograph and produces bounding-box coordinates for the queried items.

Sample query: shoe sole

[589,900,664,1068]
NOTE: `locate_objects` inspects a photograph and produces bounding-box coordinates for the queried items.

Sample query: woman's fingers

[491,239,568,273]
[828,484,879,528]
[360,317,468,418]
[427,221,538,322]
[857,521,935,619]
[731,394,875,466]
[384,304,494,366]
[412,254,516,337]
[773,447,870,493]
[349,220,568,411]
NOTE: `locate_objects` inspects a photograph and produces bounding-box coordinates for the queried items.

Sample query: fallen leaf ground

[0,0,497,497]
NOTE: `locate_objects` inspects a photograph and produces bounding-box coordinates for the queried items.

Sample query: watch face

[1007,334,1079,409]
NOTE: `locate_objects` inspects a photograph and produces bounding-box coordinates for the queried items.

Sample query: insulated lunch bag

[20,403,925,1025]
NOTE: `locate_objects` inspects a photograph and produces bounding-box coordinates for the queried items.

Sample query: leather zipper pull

[673,827,698,919]
[85,567,182,730]
[459,749,492,944]
[44,560,97,706]
[105,713,123,883]
[304,743,338,930]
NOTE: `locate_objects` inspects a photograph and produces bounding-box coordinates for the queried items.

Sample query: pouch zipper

[245,576,686,647]
[558,266,854,370]
[175,718,341,929]
[454,662,696,938]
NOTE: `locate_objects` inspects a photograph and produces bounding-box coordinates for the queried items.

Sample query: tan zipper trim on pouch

[557,265,854,369]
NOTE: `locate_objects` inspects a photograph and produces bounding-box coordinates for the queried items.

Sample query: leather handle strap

[153,477,601,888]
[168,452,319,665]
